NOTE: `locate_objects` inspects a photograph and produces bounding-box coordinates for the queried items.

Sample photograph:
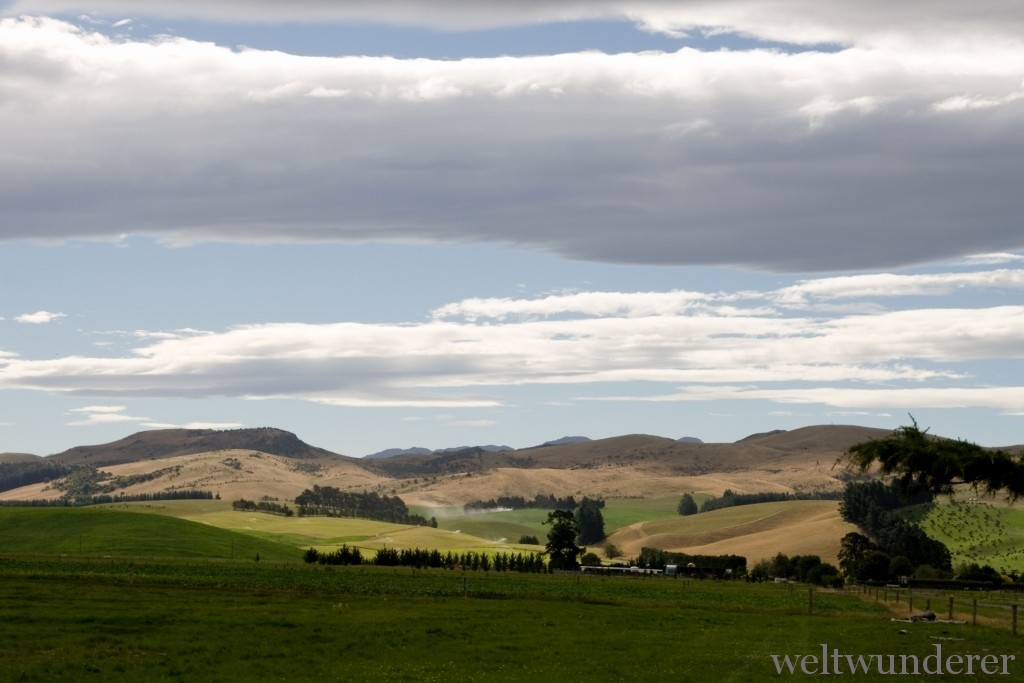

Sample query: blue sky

[1,1,1023,456]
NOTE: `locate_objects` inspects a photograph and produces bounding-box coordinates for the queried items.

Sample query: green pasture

[600,495,681,531]
[907,500,1024,574]
[0,508,297,562]
[1,557,1019,682]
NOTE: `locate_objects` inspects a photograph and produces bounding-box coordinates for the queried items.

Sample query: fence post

[973,599,977,626]
[808,587,814,616]
[948,596,954,621]
[1013,605,1018,637]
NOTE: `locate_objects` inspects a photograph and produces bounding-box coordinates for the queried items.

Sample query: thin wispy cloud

[66,405,147,426]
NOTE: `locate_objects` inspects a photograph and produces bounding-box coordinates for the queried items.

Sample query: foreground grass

[1,557,1018,682]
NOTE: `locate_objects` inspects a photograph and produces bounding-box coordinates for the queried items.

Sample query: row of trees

[0,461,74,494]
[632,547,747,576]
[0,490,215,507]
[294,485,436,526]
[232,498,294,516]
[749,552,842,587]
[303,545,548,573]
[688,489,839,516]
[462,493,604,512]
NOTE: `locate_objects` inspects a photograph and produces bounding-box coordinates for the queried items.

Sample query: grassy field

[0,507,298,562]
[907,499,1024,574]
[1,556,1020,682]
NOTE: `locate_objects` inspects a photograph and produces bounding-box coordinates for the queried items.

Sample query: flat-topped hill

[49,427,350,467]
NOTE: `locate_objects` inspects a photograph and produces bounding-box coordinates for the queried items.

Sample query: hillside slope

[607,500,858,565]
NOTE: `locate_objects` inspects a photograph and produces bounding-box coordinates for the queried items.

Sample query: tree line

[0,490,215,507]
[0,461,74,494]
[294,485,436,526]
[303,545,547,573]
[749,552,842,587]
[232,498,294,516]
[838,479,951,575]
[462,493,604,512]
[676,489,842,516]
[631,547,747,575]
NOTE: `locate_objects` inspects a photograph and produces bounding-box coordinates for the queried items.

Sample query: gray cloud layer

[2,15,1023,270]
[11,1,1024,46]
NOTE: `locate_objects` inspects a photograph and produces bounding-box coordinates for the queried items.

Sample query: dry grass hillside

[0,450,386,502]
[607,500,859,565]
[395,425,893,506]
[1,424,893,505]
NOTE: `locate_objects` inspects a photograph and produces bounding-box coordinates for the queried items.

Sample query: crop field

[607,500,857,564]
[906,500,1024,574]
[1,556,1020,682]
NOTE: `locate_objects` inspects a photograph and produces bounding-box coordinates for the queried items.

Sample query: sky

[1,1,1023,457]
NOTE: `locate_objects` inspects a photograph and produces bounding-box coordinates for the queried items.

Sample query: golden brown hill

[1,424,899,506]
[1,450,386,503]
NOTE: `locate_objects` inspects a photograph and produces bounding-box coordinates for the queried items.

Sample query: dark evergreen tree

[574,497,605,544]
[544,509,584,570]
[677,493,698,516]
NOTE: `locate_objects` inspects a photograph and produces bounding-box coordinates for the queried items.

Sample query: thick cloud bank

[1,14,1022,269]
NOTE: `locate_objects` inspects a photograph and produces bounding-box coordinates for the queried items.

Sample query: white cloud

[139,421,245,430]
[15,310,67,324]
[0,18,1022,270]
[0,281,1020,414]
[66,404,149,426]
[774,269,1024,306]
[961,253,1024,266]
[602,385,1024,415]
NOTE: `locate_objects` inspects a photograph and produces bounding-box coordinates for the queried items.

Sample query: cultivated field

[607,500,859,565]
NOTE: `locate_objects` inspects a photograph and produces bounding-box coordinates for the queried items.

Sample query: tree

[574,497,605,544]
[544,509,584,570]
[843,417,1024,500]
[837,532,877,577]
[677,493,698,516]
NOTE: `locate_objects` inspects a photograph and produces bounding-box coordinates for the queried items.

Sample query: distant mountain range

[364,444,514,460]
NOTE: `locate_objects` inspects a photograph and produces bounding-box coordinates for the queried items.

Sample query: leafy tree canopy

[544,509,585,570]
[842,417,1024,501]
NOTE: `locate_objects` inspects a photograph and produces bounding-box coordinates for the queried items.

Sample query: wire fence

[844,584,1022,636]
